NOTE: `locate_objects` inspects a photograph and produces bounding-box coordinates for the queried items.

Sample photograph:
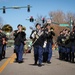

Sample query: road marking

[10,54,16,63]
[0,54,15,73]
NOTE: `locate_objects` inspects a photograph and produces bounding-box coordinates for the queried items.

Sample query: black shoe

[2,56,5,59]
[15,58,18,61]
[71,60,74,63]
[47,61,51,64]
[0,57,2,61]
[14,60,18,63]
[14,58,18,62]
[0,58,2,61]
[38,64,42,67]
[18,61,24,63]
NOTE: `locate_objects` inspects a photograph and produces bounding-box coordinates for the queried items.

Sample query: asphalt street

[0,47,75,75]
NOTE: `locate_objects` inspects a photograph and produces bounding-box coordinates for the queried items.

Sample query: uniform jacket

[14,30,26,46]
[47,31,55,44]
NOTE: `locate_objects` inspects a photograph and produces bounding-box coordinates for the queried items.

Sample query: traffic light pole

[0,5,32,13]
[70,17,73,32]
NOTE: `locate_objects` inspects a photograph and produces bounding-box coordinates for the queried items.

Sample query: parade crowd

[0,23,75,67]
[57,27,75,63]
[0,28,8,61]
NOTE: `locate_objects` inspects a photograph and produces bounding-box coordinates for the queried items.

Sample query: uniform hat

[17,24,22,28]
[35,23,41,27]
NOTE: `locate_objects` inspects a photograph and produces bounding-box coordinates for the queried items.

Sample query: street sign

[59,24,69,27]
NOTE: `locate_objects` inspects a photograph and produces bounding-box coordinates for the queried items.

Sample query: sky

[0,0,75,37]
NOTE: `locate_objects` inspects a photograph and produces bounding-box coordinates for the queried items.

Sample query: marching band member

[2,31,8,59]
[30,23,47,67]
[45,23,55,63]
[70,26,75,63]
[57,31,63,60]
[13,24,26,63]
[0,28,3,61]
[0,28,7,60]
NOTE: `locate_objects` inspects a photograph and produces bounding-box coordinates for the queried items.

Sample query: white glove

[34,31,36,35]
[31,31,36,39]
[43,41,47,48]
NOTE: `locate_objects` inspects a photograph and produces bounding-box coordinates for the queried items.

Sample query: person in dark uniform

[30,23,47,67]
[30,29,38,65]
[65,29,71,61]
[2,30,8,59]
[45,23,55,63]
[57,31,63,60]
[13,24,26,63]
[70,26,75,63]
[0,28,3,61]
[60,30,67,60]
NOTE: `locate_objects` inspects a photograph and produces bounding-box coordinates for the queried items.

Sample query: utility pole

[70,17,73,32]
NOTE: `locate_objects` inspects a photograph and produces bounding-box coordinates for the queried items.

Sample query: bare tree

[65,12,75,23]
[49,10,66,24]
[49,10,75,25]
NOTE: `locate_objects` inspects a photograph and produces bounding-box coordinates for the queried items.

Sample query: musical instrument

[2,24,13,33]
[22,26,26,31]
[2,24,13,44]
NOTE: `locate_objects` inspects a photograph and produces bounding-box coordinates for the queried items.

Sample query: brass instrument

[2,24,13,33]
[2,24,13,40]
[22,26,26,31]
[62,34,70,44]
[50,27,54,31]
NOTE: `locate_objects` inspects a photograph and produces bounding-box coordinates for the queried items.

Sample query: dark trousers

[2,45,6,58]
[0,45,2,61]
[15,43,24,62]
[34,46,43,64]
[70,46,75,62]
[61,47,66,60]
[65,47,70,61]
[43,51,48,62]
[58,46,62,60]
[46,43,52,62]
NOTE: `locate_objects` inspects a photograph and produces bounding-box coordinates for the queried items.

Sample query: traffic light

[30,16,34,22]
[42,18,45,23]
[27,5,30,12]
[3,6,6,13]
